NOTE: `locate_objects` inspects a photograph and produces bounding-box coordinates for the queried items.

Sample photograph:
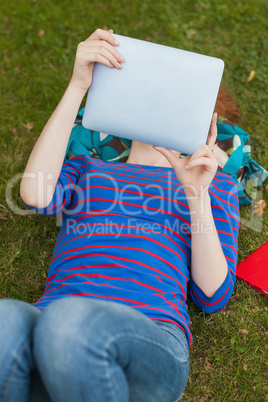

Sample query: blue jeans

[0,297,189,402]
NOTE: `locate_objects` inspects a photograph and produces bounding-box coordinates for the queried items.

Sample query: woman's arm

[154,113,234,298]
[20,83,86,208]
[187,192,228,297]
[20,28,124,209]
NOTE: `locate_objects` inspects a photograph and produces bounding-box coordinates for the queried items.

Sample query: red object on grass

[236,241,268,296]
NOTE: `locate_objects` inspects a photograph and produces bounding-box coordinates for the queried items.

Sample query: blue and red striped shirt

[26,154,240,347]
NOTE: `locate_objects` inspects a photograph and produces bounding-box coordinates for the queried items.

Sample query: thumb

[153,146,181,167]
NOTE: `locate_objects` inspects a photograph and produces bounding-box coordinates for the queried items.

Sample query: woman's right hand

[70,28,124,93]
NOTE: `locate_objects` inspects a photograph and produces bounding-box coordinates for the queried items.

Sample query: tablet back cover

[82,34,224,155]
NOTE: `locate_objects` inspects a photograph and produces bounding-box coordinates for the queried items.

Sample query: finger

[84,39,124,64]
[77,43,115,69]
[187,145,215,166]
[76,43,109,67]
[185,156,217,170]
[80,52,114,69]
[206,112,218,150]
[83,46,123,69]
[206,113,217,148]
[153,146,181,167]
[89,28,119,47]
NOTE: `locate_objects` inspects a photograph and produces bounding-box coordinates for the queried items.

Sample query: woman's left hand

[154,113,218,199]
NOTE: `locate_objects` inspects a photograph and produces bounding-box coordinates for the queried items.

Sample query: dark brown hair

[215,84,240,122]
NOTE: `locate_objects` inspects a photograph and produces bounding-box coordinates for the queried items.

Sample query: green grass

[1,0,268,400]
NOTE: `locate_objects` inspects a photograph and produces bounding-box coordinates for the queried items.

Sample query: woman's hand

[154,113,218,200]
[70,28,124,92]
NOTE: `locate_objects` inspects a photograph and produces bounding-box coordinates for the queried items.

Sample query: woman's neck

[126,141,180,167]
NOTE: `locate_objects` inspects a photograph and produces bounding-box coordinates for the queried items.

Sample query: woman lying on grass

[0,28,240,402]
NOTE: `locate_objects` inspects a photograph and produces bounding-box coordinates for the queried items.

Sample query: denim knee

[33,297,143,368]
[33,297,128,352]
[33,298,133,400]
[0,299,40,401]
[0,299,40,356]
[33,298,113,391]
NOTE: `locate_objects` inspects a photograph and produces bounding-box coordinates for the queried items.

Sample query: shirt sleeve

[189,173,240,314]
[22,154,86,215]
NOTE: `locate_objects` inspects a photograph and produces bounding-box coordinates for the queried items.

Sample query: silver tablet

[82,33,224,155]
